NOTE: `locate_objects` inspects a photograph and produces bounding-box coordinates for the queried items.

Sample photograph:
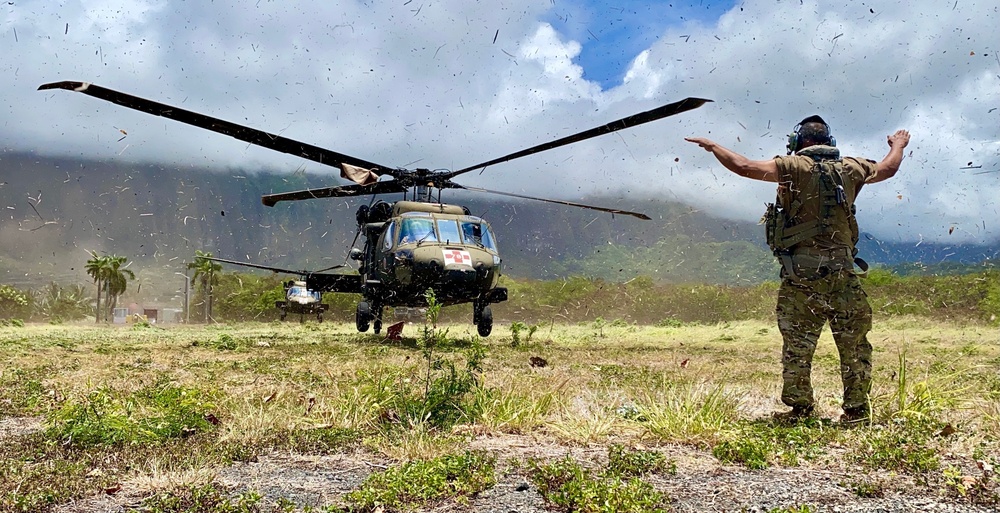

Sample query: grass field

[1,317,998,511]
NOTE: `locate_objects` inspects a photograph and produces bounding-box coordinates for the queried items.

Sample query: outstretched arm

[685,137,779,182]
[869,130,910,183]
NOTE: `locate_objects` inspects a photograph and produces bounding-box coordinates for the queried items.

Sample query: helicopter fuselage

[357,201,507,315]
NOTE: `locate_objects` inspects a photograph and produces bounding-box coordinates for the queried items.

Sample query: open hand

[685,137,716,152]
[887,130,910,149]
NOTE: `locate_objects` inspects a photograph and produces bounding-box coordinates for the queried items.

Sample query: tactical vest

[764,146,867,278]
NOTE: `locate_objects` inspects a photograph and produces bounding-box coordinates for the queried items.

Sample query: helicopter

[38,80,710,336]
[278,279,327,323]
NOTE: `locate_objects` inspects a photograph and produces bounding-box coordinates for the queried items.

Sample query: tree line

[0,250,223,324]
[2,251,998,326]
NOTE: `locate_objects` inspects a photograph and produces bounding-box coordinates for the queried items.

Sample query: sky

[2,0,999,245]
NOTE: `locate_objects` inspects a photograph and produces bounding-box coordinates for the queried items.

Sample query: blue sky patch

[544,0,737,89]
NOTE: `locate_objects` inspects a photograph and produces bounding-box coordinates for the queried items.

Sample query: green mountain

[7,151,996,303]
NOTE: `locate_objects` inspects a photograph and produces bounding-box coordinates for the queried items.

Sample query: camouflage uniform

[771,146,878,413]
[776,270,872,411]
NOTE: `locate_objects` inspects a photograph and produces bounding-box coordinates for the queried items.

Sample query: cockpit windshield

[396,214,497,251]
[288,287,319,301]
[399,217,437,244]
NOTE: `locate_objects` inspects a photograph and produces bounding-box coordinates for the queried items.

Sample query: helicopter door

[374,221,395,277]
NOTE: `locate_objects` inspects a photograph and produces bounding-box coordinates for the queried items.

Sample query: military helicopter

[278,279,327,322]
[201,256,339,323]
[38,80,710,336]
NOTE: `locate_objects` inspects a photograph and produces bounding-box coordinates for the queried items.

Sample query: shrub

[0,284,32,320]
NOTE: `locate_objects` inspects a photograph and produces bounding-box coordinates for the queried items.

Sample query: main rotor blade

[204,256,310,276]
[262,180,407,206]
[444,97,711,179]
[37,81,392,172]
[455,185,651,220]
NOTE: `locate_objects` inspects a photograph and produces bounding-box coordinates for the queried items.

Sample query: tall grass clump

[472,381,555,434]
[873,349,968,426]
[635,383,742,446]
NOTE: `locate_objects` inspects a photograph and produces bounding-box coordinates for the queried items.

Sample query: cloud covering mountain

[3,0,998,244]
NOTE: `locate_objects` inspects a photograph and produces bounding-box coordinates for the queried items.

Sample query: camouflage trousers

[776,270,873,411]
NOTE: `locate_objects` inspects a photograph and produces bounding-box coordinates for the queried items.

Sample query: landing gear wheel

[356,302,371,332]
[477,305,493,337]
[317,312,323,323]
[279,309,287,321]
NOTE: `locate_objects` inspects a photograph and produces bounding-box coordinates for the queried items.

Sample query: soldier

[686,117,910,424]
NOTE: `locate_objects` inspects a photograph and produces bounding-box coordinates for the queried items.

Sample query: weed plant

[941,462,1000,505]
[840,477,886,498]
[45,380,217,447]
[529,453,670,513]
[847,423,940,473]
[343,450,496,511]
[606,444,676,477]
[712,420,838,469]
[140,483,263,513]
[873,349,967,425]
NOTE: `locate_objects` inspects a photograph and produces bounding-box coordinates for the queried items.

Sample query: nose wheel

[356,301,384,334]
[473,301,493,337]
[356,301,371,332]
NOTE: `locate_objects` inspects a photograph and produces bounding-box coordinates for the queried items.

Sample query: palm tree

[103,255,136,321]
[187,250,222,322]
[85,251,109,323]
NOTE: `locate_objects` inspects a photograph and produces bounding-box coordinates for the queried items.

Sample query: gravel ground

[41,437,1000,513]
[3,425,991,512]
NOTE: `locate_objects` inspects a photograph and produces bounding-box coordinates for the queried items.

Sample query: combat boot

[772,405,815,423]
[838,406,871,427]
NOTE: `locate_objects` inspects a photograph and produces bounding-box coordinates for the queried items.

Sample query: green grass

[140,483,264,513]
[712,419,839,469]
[44,380,218,447]
[0,318,998,511]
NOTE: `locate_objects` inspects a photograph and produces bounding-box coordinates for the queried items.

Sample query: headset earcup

[786,132,799,154]
[828,134,836,147]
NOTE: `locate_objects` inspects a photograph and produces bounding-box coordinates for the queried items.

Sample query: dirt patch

[0,416,44,438]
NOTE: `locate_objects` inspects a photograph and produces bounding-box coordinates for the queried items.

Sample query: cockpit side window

[382,221,395,250]
[461,220,497,251]
[399,218,437,244]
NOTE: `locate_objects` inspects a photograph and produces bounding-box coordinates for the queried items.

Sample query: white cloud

[2,0,999,243]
